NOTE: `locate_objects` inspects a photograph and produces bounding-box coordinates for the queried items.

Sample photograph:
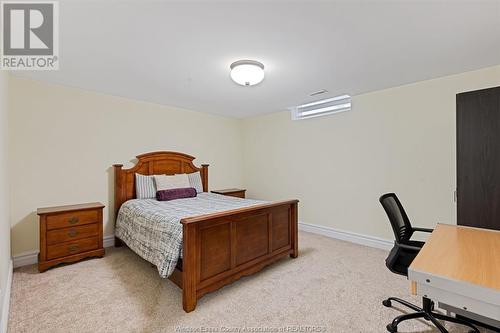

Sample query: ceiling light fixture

[230,60,265,86]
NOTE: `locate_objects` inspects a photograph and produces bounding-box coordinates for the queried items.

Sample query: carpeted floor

[8,231,490,333]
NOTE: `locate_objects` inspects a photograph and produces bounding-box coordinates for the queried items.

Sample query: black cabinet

[457,86,500,230]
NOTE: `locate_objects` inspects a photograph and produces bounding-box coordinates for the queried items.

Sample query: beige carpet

[8,232,490,333]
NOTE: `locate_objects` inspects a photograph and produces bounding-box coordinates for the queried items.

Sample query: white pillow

[135,174,156,199]
[154,174,190,191]
[187,172,204,193]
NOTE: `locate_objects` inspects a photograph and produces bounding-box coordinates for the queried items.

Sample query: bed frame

[113,151,298,312]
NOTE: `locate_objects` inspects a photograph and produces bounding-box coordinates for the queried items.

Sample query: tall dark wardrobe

[456,86,500,231]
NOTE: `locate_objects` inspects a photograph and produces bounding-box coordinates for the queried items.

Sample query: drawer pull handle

[68,245,79,253]
[68,230,79,237]
[68,217,79,225]
[425,279,431,283]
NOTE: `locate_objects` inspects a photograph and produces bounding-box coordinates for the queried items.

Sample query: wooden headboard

[113,151,209,217]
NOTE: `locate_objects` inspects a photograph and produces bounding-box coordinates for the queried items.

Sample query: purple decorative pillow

[156,187,197,201]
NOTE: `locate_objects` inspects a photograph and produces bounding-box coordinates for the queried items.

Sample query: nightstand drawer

[47,223,99,245]
[47,236,99,260]
[46,209,99,230]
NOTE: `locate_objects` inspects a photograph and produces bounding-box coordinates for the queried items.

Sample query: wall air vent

[309,89,328,96]
[290,94,351,120]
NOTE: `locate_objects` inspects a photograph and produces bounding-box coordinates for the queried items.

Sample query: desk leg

[410,281,417,296]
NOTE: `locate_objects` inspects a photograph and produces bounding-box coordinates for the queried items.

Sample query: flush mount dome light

[230,60,265,86]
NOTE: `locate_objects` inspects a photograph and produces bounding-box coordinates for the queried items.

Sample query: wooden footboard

[179,199,298,312]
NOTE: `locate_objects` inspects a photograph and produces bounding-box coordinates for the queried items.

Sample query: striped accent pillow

[135,174,156,199]
[188,172,204,193]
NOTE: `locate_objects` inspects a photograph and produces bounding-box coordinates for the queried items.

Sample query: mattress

[115,192,263,277]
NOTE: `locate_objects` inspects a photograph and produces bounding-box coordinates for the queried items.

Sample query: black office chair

[380,193,479,333]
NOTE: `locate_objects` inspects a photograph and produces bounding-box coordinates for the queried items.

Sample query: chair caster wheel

[386,324,397,332]
[382,299,392,307]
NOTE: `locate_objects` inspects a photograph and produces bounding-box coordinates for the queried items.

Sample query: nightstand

[37,202,105,272]
[211,188,246,198]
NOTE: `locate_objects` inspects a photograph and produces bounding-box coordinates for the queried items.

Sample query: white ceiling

[15,0,500,118]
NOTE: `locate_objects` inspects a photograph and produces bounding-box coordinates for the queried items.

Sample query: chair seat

[386,243,421,276]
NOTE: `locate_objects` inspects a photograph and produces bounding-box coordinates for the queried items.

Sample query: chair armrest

[412,227,433,233]
[398,243,422,251]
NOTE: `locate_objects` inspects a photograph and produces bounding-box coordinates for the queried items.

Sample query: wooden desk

[408,224,500,327]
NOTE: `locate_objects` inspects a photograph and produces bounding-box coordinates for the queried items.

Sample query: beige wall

[8,65,500,256]
[242,65,500,241]
[0,71,11,321]
[9,77,244,256]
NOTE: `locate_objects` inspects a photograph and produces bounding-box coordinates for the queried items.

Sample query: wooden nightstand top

[211,188,246,195]
[37,202,105,215]
[211,189,246,198]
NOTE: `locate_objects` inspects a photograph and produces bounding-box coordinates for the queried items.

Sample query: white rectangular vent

[290,94,351,120]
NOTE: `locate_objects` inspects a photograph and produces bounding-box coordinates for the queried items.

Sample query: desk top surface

[409,224,500,291]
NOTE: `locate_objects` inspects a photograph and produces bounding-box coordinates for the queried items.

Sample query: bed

[113,151,299,312]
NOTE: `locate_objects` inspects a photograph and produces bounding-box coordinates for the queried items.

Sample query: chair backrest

[379,193,413,243]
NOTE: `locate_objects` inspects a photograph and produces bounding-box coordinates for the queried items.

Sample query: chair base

[383,297,480,333]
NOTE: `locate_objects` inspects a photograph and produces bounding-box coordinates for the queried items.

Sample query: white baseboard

[12,251,38,268]
[103,235,114,248]
[13,235,116,268]
[0,259,13,333]
[299,222,393,251]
